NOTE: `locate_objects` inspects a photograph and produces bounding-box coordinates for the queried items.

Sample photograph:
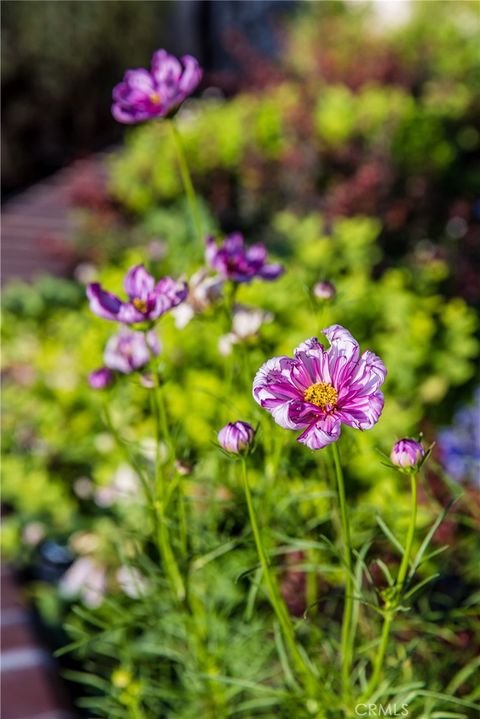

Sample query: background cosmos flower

[88,367,113,390]
[253,325,387,450]
[104,329,160,374]
[313,280,336,300]
[219,304,273,356]
[172,268,224,329]
[206,233,284,283]
[112,49,202,124]
[438,388,480,486]
[87,264,187,324]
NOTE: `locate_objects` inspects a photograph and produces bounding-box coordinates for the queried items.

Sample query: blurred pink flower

[112,50,202,124]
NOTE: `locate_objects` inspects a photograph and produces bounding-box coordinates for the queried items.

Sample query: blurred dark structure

[1,1,169,196]
[1,0,297,198]
[1,0,298,285]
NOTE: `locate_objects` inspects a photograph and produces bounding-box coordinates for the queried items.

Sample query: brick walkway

[1,157,111,716]
[1,565,76,719]
[1,155,108,285]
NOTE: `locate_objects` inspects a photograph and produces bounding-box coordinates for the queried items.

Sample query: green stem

[396,472,417,590]
[155,371,189,560]
[169,120,203,244]
[364,472,417,698]
[128,701,147,719]
[240,458,315,691]
[177,473,188,558]
[155,377,174,463]
[330,442,354,698]
[185,587,226,717]
[151,385,185,601]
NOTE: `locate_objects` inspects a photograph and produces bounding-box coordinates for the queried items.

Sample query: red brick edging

[1,565,76,719]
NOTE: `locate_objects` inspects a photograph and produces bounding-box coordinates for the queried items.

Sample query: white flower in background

[94,463,139,508]
[70,531,101,555]
[172,269,224,328]
[22,522,45,547]
[219,304,273,356]
[73,476,94,499]
[94,433,115,453]
[74,262,98,285]
[146,239,167,261]
[59,557,107,608]
[139,437,168,464]
[117,566,150,599]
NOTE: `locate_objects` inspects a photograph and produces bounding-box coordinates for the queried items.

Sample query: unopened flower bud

[218,421,255,454]
[175,459,193,476]
[88,367,113,389]
[390,438,425,470]
[313,281,336,300]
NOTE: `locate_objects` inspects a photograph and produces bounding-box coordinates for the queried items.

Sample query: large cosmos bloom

[112,50,202,124]
[87,264,187,324]
[253,325,387,450]
[206,233,284,284]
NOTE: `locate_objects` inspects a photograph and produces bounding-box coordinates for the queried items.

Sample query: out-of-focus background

[1,2,479,718]
[2,0,295,196]
[2,0,479,293]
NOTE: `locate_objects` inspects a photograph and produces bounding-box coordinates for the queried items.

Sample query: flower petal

[151,50,182,85]
[294,337,323,355]
[259,263,284,280]
[297,415,341,450]
[224,232,245,254]
[178,55,202,94]
[337,390,385,430]
[293,338,330,386]
[337,350,387,404]
[253,356,301,429]
[245,243,267,265]
[149,277,188,318]
[124,68,156,94]
[323,324,360,365]
[124,264,155,299]
[87,284,123,321]
[205,235,221,270]
[288,400,323,428]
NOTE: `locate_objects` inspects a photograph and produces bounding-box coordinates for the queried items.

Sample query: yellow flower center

[304,382,338,409]
[150,92,161,105]
[133,298,148,313]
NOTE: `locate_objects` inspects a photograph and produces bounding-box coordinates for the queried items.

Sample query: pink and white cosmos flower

[253,325,387,450]
[87,264,187,324]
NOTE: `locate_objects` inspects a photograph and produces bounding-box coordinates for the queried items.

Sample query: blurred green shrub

[108,2,480,303]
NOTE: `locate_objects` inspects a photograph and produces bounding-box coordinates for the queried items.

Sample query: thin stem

[396,472,417,590]
[169,120,203,244]
[363,472,418,699]
[128,700,147,719]
[150,385,185,601]
[155,377,175,463]
[185,587,226,717]
[177,474,188,558]
[330,442,354,698]
[154,372,188,560]
[240,458,315,691]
